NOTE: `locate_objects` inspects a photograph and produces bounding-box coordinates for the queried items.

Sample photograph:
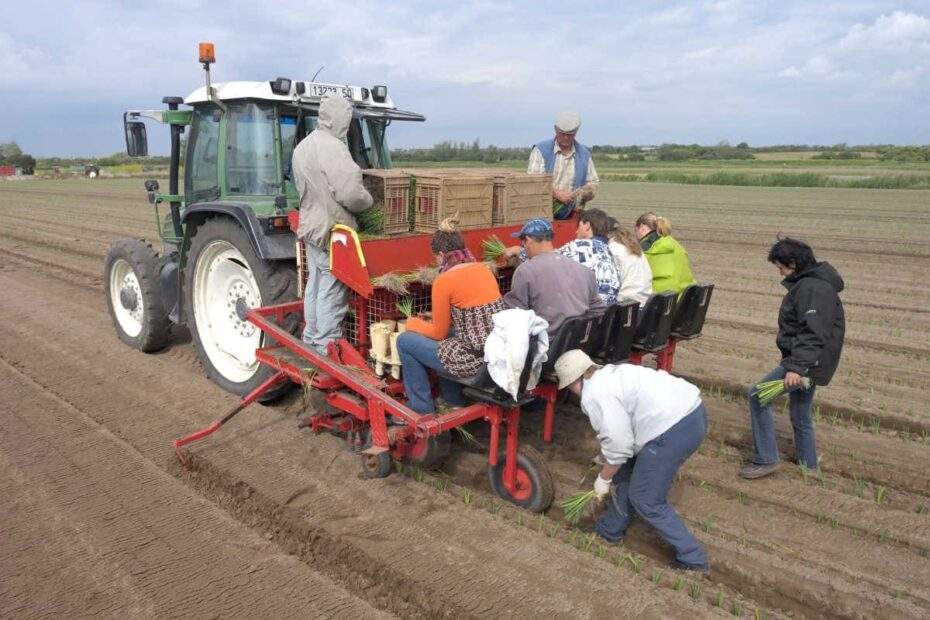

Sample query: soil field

[1,178,929,618]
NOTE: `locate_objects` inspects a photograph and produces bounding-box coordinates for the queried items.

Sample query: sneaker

[739,462,780,479]
[671,560,710,573]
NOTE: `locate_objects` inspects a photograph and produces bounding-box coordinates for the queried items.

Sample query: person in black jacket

[740,237,845,479]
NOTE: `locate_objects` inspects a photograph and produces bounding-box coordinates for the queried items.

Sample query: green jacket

[642,234,696,295]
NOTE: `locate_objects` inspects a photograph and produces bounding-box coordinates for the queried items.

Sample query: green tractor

[104,44,424,397]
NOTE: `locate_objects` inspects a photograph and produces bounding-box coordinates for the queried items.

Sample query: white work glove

[593,474,611,500]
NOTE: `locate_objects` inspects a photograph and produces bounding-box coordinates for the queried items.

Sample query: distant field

[594,181,930,432]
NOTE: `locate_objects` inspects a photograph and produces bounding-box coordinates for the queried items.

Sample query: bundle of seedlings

[371,272,410,295]
[411,265,439,285]
[355,207,384,235]
[560,490,598,525]
[754,376,813,407]
[396,297,414,319]
[481,235,507,262]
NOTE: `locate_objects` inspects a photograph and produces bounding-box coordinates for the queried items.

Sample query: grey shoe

[739,462,780,479]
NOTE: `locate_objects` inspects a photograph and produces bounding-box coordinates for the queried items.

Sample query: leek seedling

[875,486,888,505]
[356,207,384,234]
[454,426,483,449]
[396,297,414,318]
[673,576,685,591]
[753,377,811,407]
[689,582,702,601]
[651,570,663,585]
[715,591,725,608]
[560,490,597,524]
[371,272,410,294]
[481,235,507,262]
[731,601,743,617]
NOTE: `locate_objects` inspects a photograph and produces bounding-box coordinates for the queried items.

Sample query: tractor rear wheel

[184,217,297,400]
[104,238,170,352]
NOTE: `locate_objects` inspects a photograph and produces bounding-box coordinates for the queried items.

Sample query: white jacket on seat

[484,309,550,401]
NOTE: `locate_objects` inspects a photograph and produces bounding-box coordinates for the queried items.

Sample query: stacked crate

[413,174,494,233]
[362,170,413,234]
[495,173,552,225]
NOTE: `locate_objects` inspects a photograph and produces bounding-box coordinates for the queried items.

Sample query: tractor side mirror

[125,120,148,157]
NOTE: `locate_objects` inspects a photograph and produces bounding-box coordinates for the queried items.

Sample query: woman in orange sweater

[397,219,504,415]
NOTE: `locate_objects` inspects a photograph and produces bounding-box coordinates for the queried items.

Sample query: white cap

[554,349,596,390]
[555,111,581,133]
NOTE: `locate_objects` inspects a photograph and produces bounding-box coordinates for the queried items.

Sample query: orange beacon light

[199,42,215,65]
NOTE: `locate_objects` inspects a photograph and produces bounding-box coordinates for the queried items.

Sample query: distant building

[0,165,17,177]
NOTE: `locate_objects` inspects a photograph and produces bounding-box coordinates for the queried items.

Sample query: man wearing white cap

[554,349,710,571]
[527,111,600,219]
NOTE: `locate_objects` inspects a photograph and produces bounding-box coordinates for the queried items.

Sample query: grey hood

[318,95,352,140]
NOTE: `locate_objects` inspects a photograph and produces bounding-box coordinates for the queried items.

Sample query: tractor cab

[122,43,423,246]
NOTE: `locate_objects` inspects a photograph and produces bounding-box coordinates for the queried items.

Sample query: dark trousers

[595,404,709,568]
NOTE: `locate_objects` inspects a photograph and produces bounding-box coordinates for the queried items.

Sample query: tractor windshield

[226,102,280,196]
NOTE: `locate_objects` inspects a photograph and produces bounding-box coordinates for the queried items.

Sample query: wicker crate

[500,174,551,225]
[413,175,494,233]
[362,170,412,234]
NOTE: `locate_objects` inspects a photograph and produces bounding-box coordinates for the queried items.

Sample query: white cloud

[838,11,930,52]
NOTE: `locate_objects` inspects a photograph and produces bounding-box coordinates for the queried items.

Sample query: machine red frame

[173,219,577,510]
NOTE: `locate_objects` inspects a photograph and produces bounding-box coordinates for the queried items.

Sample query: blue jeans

[748,365,818,468]
[396,331,465,415]
[302,241,349,355]
[595,405,709,568]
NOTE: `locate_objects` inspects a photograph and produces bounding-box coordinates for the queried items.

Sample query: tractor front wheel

[487,445,554,512]
[184,217,297,400]
[104,238,170,352]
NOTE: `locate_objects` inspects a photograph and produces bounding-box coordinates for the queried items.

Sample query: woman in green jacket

[634,212,696,296]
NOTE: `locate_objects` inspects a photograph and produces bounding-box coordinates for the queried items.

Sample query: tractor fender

[181,202,296,263]
[174,202,297,324]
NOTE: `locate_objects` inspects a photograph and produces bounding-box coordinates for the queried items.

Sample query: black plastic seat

[671,284,714,339]
[540,315,595,376]
[437,335,541,408]
[594,301,640,363]
[632,291,677,352]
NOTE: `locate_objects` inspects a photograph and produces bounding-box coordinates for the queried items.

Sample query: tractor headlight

[270,77,292,95]
[371,85,387,102]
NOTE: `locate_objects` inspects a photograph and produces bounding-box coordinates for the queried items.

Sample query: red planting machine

[173,215,712,513]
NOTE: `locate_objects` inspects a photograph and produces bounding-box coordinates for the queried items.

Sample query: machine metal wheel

[183,217,297,400]
[487,445,554,512]
[361,451,393,479]
[103,238,170,352]
[407,432,452,470]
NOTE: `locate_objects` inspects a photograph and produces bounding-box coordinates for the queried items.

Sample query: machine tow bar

[172,370,286,466]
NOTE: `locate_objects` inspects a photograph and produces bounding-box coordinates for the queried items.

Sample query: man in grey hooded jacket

[293,95,373,354]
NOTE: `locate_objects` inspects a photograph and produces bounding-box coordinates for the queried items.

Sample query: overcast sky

[2,1,928,156]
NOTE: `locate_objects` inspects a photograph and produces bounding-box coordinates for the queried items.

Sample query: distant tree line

[393,140,930,163]
[36,152,172,169]
[0,142,36,174]
[392,140,528,163]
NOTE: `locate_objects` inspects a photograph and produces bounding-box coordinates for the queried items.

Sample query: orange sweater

[406,263,501,340]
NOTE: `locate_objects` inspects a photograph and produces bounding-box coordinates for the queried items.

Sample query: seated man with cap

[502,218,605,335]
[527,111,600,220]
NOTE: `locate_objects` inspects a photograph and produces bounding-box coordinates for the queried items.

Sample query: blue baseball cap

[512,218,553,239]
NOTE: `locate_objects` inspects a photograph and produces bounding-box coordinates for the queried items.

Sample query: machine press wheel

[361,451,393,479]
[487,445,554,513]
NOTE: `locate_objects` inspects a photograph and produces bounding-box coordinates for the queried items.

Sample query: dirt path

[0,352,391,619]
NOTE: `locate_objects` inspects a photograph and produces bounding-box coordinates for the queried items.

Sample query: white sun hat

[554,349,596,390]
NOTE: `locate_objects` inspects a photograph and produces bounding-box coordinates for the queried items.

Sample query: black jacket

[776,262,845,385]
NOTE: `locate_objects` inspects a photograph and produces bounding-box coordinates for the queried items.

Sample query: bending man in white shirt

[554,349,709,571]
